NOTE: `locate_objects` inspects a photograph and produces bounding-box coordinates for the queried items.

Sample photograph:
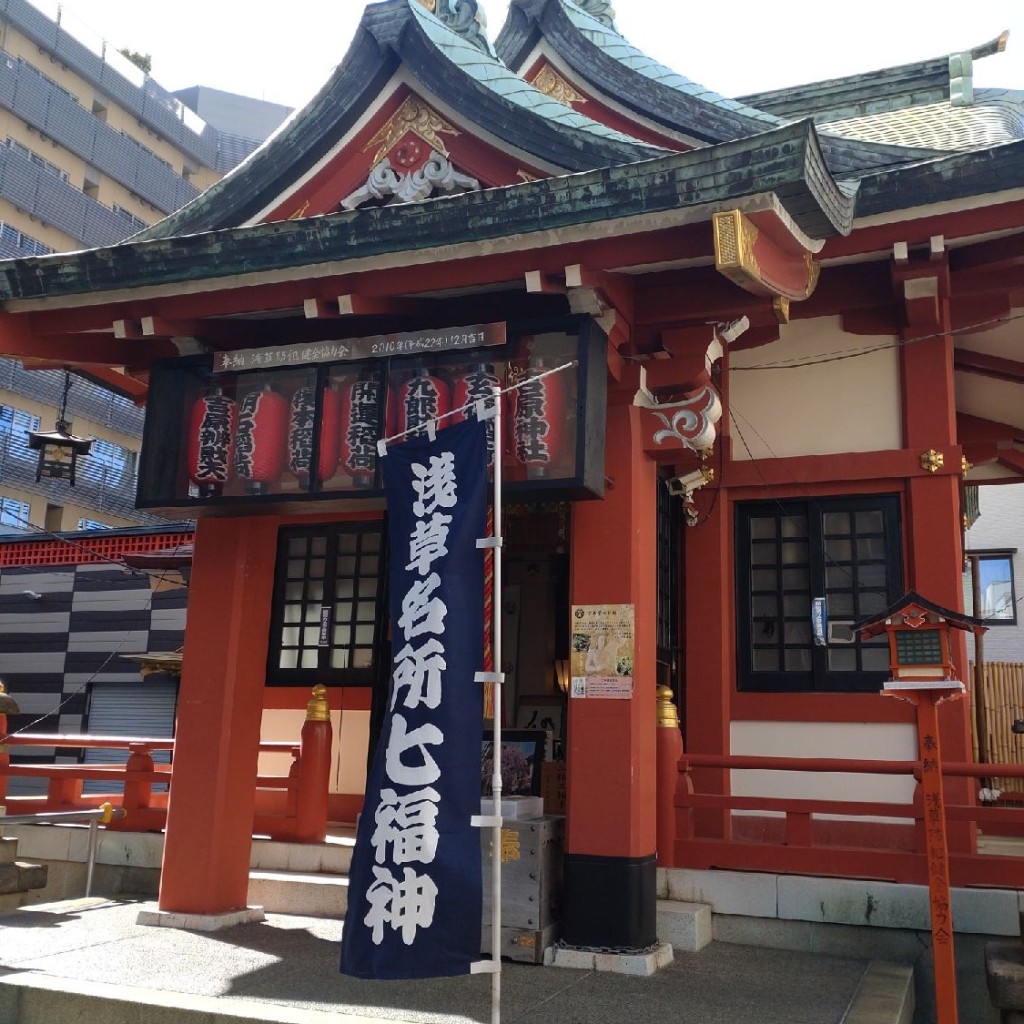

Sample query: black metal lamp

[27,371,93,485]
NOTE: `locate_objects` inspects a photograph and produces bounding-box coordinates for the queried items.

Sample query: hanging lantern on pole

[186,386,237,497]
[339,373,382,488]
[288,383,341,487]
[452,363,502,468]
[234,384,288,495]
[389,367,450,438]
[513,358,565,478]
[27,370,93,486]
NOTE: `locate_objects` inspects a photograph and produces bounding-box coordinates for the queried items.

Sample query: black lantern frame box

[137,316,608,512]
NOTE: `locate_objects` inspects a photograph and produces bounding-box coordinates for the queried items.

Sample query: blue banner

[341,417,487,979]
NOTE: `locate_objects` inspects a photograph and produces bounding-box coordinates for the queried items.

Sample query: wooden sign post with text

[857,592,988,1024]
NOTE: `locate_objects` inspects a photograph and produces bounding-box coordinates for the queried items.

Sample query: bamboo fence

[969,661,1024,792]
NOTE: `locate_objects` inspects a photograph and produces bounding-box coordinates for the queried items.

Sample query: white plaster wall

[259,708,369,796]
[729,317,902,459]
[730,721,918,815]
[965,484,1024,662]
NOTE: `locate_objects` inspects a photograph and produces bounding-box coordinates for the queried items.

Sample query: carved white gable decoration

[341,151,480,210]
[340,96,480,212]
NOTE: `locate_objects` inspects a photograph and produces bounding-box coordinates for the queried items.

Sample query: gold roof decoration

[531,64,586,108]
[366,96,461,164]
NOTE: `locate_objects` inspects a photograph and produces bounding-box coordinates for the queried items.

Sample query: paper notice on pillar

[570,603,635,698]
[340,417,487,980]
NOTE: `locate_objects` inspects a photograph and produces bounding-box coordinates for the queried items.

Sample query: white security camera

[665,468,713,497]
[716,316,750,344]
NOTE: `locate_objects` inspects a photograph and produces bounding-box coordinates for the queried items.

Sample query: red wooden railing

[0,728,331,843]
[673,753,1024,888]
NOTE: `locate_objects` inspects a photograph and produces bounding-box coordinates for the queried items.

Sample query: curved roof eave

[496,0,948,176]
[851,138,1024,218]
[0,120,854,306]
[136,0,664,243]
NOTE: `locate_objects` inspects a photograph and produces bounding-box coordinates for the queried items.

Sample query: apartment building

[0,0,290,534]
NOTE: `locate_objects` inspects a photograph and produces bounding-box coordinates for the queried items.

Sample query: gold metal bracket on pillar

[921,449,945,473]
[656,685,680,728]
[305,684,330,722]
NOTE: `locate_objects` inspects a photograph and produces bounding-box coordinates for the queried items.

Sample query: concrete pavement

[0,897,915,1024]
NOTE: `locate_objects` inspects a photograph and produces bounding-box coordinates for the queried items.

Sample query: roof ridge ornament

[419,0,496,57]
[572,0,617,30]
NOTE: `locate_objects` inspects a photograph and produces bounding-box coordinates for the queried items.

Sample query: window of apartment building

[267,522,387,687]
[0,496,30,531]
[87,439,138,486]
[77,517,112,531]
[0,222,52,257]
[735,495,903,692]
[5,138,69,182]
[0,405,41,459]
[964,550,1017,625]
[111,205,147,231]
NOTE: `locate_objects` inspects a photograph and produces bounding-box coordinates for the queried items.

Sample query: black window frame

[267,520,388,687]
[735,494,903,693]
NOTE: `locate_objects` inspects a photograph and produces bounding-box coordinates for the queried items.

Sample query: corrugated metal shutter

[83,680,176,792]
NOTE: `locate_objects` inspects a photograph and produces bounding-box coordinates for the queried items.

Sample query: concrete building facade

[0,0,290,534]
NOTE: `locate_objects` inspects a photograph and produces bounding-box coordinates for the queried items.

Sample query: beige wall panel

[259,707,369,798]
[730,317,902,460]
[730,720,918,809]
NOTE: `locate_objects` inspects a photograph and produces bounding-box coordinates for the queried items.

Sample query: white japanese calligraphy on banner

[363,451,458,945]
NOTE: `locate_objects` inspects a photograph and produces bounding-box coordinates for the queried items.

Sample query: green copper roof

[410,1,661,151]
[559,0,780,128]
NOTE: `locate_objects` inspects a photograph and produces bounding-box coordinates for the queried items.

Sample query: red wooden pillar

[158,516,277,916]
[898,255,974,851]
[682,489,732,839]
[563,401,659,949]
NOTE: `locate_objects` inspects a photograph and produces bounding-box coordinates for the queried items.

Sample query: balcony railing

[2,721,332,843]
[673,752,1024,888]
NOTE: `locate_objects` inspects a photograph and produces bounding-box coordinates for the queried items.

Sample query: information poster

[569,603,635,699]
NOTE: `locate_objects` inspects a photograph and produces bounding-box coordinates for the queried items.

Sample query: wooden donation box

[482,816,564,962]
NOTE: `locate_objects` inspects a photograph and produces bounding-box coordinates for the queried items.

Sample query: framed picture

[516,696,565,760]
[481,729,545,797]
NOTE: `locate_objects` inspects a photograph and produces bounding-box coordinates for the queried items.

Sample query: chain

[552,938,662,956]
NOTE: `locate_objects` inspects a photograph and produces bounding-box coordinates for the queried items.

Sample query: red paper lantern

[186,388,237,497]
[288,384,342,485]
[235,384,288,495]
[339,374,382,487]
[513,361,566,477]
[389,368,450,438]
[451,363,502,468]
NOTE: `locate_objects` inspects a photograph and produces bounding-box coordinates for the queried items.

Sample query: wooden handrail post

[123,744,155,813]
[675,756,695,842]
[293,685,333,843]
[0,682,20,807]
[656,685,683,866]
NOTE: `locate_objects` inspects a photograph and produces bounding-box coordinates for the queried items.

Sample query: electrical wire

[730,312,1024,373]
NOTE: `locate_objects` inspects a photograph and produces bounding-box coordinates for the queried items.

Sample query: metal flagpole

[489,383,503,1024]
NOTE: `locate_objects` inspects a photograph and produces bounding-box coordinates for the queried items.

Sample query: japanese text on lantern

[364,450,458,945]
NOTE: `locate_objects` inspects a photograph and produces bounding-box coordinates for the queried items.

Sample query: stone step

[656,899,712,952]
[250,833,355,875]
[247,869,349,919]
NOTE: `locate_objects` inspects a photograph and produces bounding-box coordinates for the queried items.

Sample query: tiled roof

[821,90,1024,151]
[410,1,662,151]
[558,0,781,129]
